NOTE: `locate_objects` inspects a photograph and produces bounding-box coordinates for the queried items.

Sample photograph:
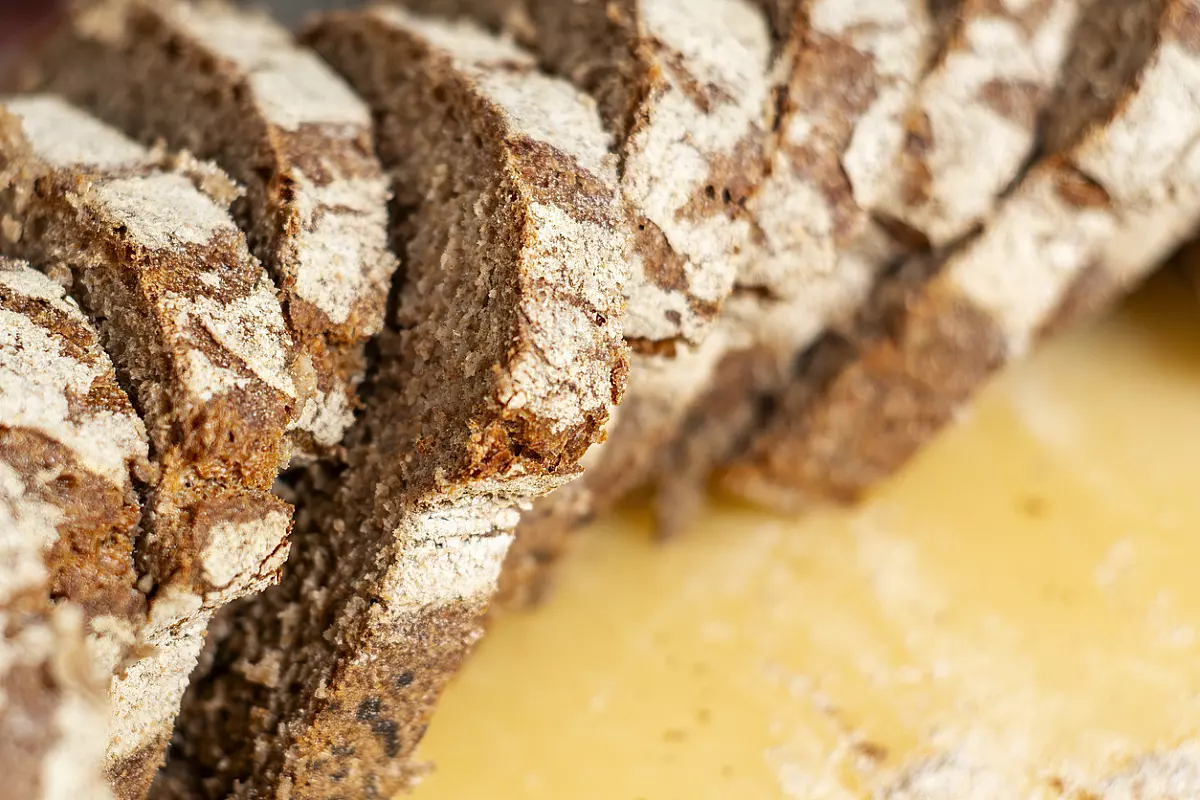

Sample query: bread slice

[409,0,772,603]
[0,96,298,794]
[721,0,1200,509]
[0,257,148,800]
[157,9,629,798]
[651,0,1096,531]
[20,0,399,456]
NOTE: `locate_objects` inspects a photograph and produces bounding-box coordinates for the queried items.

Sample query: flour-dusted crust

[527,0,773,345]
[1,605,114,800]
[158,9,629,798]
[740,0,935,296]
[0,97,298,795]
[871,0,1087,248]
[721,0,1200,509]
[21,0,398,455]
[0,258,147,800]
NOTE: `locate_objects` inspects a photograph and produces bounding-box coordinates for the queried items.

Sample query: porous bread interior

[310,8,620,488]
[1041,0,1170,154]
[24,0,397,453]
[160,11,625,798]
[0,104,299,615]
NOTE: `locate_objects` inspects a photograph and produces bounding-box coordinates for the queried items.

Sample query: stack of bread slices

[2,0,1198,797]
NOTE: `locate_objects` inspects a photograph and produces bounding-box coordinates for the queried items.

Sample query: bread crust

[160,10,629,798]
[0,258,148,800]
[20,0,399,456]
[0,97,298,795]
[722,0,1200,509]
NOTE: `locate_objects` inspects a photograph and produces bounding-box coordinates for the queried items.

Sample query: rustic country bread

[0,258,148,800]
[654,0,1094,532]
[0,96,298,795]
[739,0,936,296]
[409,0,772,341]
[870,0,1087,249]
[502,0,938,583]
[157,9,628,798]
[442,0,774,602]
[21,0,398,456]
[721,0,1200,510]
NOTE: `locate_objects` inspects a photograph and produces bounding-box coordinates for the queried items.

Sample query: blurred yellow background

[412,271,1200,799]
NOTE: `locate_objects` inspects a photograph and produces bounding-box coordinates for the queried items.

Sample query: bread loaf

[0,257,148,800]
[0,96,298,794]
[657,0,1090,530]
[20,0,398,457]
[722,0,1200,509]
[410,0,776,604]
[158,9,629,798]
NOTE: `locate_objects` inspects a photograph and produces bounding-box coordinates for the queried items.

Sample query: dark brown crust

[18,0,399,456]
[157,10,627,799]
[719,271,1007,507]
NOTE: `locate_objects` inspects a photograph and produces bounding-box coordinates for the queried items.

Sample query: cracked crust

[0,258,147,800]
[157,9,629,799]
[0,97,298,795]
[649,0,1097,534]
[872,0,1087,249]
[721,0,1200,509]
[19,0,399,456]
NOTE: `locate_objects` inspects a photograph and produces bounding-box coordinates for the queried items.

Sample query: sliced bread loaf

[20,0,398,456]
[657,0,1091,530]
[722,0,1200,509]
[0,96,298,794]
[157,9,629,798]
[0,257,148,800]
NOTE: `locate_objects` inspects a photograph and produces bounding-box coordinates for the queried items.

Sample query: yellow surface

[412,272,1200,799]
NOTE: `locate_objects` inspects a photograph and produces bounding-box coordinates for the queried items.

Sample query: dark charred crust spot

[355,697,382,721]
[395,671,414,688]
[370,718,402,758]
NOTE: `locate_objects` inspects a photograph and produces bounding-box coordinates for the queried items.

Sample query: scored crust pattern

[0,258,148,800]
[20,0,399,456]
[721,0,1200,509]
[0,96,298,796]
[157,8,629,799]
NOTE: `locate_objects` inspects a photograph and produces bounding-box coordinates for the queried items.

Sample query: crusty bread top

[0,258,148,497]
[614,0,773,344]
[1,95,298,480]
[720,0,1200,509]
[23,0,398,452]
[870,0,1086,248]
[737,0,934,296]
